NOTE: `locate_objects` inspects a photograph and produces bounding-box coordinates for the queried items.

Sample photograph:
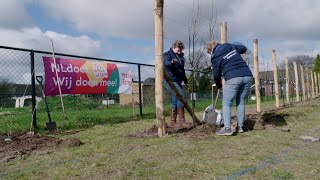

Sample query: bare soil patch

[0,133,83,164]
[128,123,219,139]
[129,112,290,138]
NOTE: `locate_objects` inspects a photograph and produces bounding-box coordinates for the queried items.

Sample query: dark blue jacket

[211,43,252,88]
[164,48,188,83]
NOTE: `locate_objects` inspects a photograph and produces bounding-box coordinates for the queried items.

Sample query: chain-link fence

[1,45,318,133]
[0,45,214,132]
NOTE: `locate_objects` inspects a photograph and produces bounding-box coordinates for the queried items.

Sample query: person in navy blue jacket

[164,40,190,128]
[207,41,253,136]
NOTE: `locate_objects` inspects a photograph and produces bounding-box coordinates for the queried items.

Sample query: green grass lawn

[1,97,319,179]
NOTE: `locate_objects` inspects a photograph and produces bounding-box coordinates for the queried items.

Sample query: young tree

[185,49,209,70]
[185,0,217,72]
[187,74,198,93]
[233,41,254,69]
[208,0,217,41]
[198,74,211,93]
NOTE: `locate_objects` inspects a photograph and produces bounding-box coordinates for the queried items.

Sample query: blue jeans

[164,81,186,110]
[223,76,253,128]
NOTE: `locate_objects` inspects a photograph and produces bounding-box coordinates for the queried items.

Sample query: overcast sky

[0,0,319,68]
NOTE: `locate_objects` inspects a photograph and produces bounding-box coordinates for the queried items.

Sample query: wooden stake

[300,64,306,101]
[154,0,165,137]
[220,21,227,44]
[51,40,67,120]
[293,62,300,102]
[318,73,320,97]
[313,72,319,97]
[311,70,315,98]
[164,73,202,125]
[305,67,310,99]
[285,57,290,104]
[220,21,227,87]
[272,49,280,107]
[253,38,261,112]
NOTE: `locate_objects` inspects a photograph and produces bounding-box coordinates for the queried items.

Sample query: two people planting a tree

[164,40,252,136]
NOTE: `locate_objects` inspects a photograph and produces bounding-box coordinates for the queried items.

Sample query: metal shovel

[203,85,223,126]
[36,76,59,134]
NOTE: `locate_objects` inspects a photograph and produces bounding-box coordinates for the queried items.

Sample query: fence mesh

[0,45,318,133]
[0,46,214,132]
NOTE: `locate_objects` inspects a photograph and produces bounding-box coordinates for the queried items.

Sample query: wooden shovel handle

[164,72,202,125]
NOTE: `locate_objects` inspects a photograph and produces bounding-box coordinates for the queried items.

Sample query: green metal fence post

[138,64,143,116]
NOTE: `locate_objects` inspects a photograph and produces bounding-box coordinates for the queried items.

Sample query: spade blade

[206,110,218,125]
[46,121,59,134]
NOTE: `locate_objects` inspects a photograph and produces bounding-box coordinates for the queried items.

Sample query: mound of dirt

[128,123,218,139]
[127,124,182,138]
[0,133,83,164]
[262,113,288,126]
[242,114,265,130]
[128,112,290,139]
[241,112,288,131]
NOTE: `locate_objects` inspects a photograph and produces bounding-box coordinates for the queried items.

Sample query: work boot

[169,109,177,128]
[177,108,191,128]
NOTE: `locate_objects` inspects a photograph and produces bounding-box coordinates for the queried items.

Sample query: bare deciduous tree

[185,0,217,71]
[288,55,314,68]
[208,0,217,41]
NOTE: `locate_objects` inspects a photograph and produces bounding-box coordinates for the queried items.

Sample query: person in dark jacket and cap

[207,41,253,136]
[164,40,190,128]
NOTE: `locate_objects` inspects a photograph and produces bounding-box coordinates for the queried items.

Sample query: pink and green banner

[43,57,132,96]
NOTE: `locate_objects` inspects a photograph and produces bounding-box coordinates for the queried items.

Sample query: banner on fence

[43,57,132,96]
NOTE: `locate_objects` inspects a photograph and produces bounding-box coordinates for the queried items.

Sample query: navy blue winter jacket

[211,43,252,88]
[164,48,188,83]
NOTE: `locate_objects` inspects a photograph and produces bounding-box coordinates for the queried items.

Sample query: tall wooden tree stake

[154,0,165,137]
[305,67,310,99]
[300,64,306,101]
[314,72,318,97]
[318,73,320,97]
[220,21,227,44]
[220,21,227,87]
[253,38,261,112]
[311,70,315,98]
[293,62,300,102]
[272,49,280,108]
[285,57,290,104]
